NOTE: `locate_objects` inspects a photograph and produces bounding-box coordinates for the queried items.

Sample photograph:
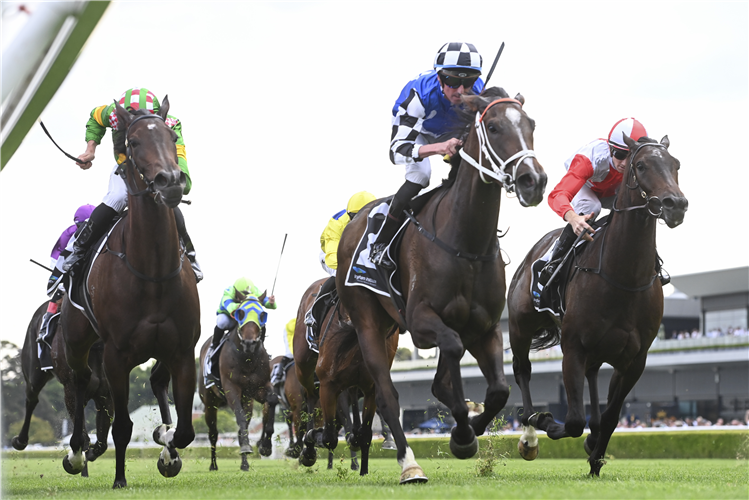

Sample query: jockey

[270,318,296,389]
[319,191,376,277]
[38,204,95,350]
[540,118,668,285]
[370,42,485,268]
[64,88,202,283]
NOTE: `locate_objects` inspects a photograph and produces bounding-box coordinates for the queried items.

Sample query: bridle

[118,113,171,199]
[458,98,537,191]
[612,141,668,218]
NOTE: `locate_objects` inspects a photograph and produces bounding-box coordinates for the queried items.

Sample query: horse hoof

[382,438,397,451]
[584,435,596,456]
[285,447,301,459]
[518,438,539,461]
[209,464,218,472]
[240,444,253,455]
[259,446,272,457]
[345,433,361,451]
[112,479,127,489]
[528,412,552,428]
[449,427,478,459]
[157,454,182,478]
[240,462,250,472]
[62,454,84,475]
[299,451,317,467]
[11,436,28,451]
[400,465,428,484]
[153,424,172,446]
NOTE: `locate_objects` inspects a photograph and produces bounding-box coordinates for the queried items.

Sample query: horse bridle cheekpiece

[120,114,166,198]
[615,142,668,218]
[458,98,536,191]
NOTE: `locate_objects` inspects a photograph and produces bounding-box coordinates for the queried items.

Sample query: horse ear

[514,93,525,105]
[114,99,132,130]
[660,135,670,149]
[158,95,170,119]
[461,94,489,112]
[622,132,637,150]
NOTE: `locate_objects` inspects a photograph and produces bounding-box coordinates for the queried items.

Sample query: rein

[458,98,536,190]
[106,235,185,283]
[612,142,668,218]
[118,114,167,199]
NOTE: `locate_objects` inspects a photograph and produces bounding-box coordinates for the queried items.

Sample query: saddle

[271,357,295,407]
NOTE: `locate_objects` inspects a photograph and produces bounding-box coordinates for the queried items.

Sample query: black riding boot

[62,203,118,277]
[46,267,63,296]
[174,206,203,283]
[211,326,224,349]
[539,223,576,286]
[370,180,423,269]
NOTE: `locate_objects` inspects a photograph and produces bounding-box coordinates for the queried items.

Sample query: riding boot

[539,223,576,286]
[370,180,422,269]
[46,267,63,296]
[62,203,118,277]
[174,206,203,283]
[308,277,336,335]
[207,326,225,385]
[37,312,55,347]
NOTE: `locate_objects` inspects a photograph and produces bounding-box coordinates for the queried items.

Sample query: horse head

[620,134,688,228]
[233,296,268,355]
[460,88,547,206]
[114,96,186,208]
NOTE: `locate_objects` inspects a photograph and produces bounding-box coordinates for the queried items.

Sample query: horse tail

[530,326,561,351]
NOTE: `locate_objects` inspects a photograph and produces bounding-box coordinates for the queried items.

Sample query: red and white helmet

[608,117,647,151]
[110,88,160,130]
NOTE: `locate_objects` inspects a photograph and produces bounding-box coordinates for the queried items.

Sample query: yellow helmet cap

[346,191,376,214]
[233,276,253,293]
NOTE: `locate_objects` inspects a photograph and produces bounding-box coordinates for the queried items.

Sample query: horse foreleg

[356,323,427,484]
[589,354,647,476]
[101,350,133,489]
[467,326,510,436]
[87,392,113,463]
[584,365,602,457]
[258,384,278,457]
[299,386,318,467]
[556,345,587,440]
[356,391,376,476]
[12,369,51,451]
[149,361,173,426]
[224,383,252,469]
[205,402,219,471]
[319,382,340,452]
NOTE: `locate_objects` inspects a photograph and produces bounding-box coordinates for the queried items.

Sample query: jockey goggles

[610,147,629,161]
[440,72,478,89]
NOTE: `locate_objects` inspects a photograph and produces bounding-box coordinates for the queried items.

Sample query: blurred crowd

[667,326,748,340]
[618,412,749,429]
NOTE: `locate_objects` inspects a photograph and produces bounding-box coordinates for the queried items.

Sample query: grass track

[2,455,747,499]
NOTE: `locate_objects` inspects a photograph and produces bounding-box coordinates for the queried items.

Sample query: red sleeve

[547,154,594,219]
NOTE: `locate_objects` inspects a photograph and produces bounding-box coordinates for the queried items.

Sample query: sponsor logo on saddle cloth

[344,201,407,297]
[233,296,268,328]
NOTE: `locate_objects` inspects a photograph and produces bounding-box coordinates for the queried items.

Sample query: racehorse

[506,134,687,475]
[60,97,201,488]
[13,301,112,477]
[336,88,547,483]
[306,297,399,476]
[198,294,277,471]
[292,278,366,471]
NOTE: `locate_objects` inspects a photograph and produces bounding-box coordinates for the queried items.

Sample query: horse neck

[124,194,180,272]
[603,188,658,280]
[437,134,502,254]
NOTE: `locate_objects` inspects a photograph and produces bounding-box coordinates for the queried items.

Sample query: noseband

[118,113,168,198]
[612,142,668,218]
[458,98,537,191]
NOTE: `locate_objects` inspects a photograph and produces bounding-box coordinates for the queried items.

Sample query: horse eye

[636,161,646,171]
[487,124,498,133]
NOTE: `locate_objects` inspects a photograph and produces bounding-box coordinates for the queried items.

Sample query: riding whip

[30,258,54,273]
[270,233,287,296]
[39,121,82,163]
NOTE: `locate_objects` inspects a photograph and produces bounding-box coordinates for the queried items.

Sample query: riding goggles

[610,147,629,161]
[440,73,479,89]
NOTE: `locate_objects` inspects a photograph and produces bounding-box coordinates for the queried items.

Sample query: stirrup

[538,260,559,286]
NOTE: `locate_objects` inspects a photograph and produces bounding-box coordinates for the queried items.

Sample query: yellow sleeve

[320,216,348,270]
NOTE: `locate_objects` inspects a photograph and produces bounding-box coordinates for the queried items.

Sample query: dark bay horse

[337,88,547,483]
[507,135,687,475]
[13,301,112,477]
[198,295,278,471]
[306,299,399,476]
[61,98,201,488]
[292,278,365,471]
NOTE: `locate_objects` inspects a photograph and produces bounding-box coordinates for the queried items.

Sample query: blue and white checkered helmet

[433,42,483,74]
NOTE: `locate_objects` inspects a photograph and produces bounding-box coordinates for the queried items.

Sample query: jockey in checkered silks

[369,42,485,269]
[62,88,202,283]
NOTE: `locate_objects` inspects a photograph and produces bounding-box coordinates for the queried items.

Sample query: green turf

[2,455,747,499]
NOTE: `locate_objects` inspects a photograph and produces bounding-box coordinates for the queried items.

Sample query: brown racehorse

[60,98,201,488]
[337,88,547,483]
[13,301,112,478]
[306,299,399,476]
[507,135,687,475]
[270,354,360,470]
[198,296,278,471]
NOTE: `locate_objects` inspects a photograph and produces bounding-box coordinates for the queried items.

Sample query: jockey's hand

[565,211,595,242]
[266,295,276,307]
[439,138,462,156]
[76,141,97,170]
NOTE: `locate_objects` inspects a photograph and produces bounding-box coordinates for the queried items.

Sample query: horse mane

[112,108,153,158]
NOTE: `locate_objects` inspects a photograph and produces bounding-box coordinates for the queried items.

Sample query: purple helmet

[74,204,96,223]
